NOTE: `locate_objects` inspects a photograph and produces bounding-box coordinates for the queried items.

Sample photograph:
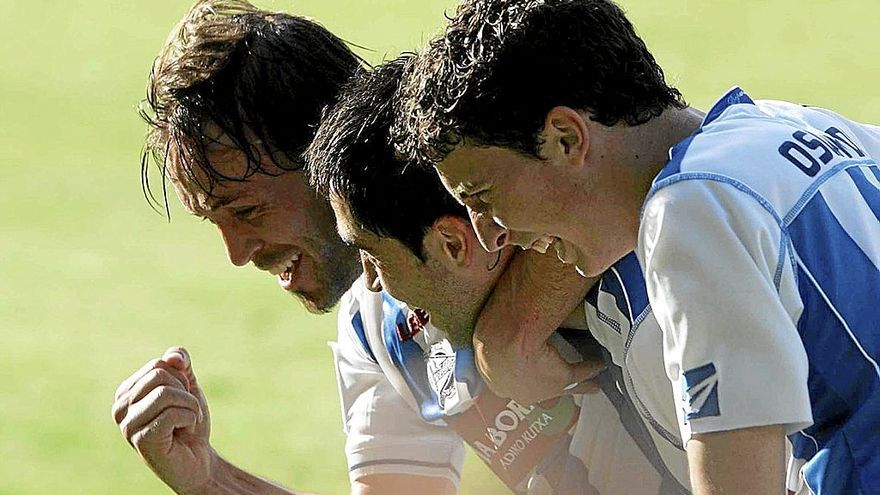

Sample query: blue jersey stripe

[847,167,880,224]
[652,88,755,187]
[611,253,650,320]
[380,293,444,422]
[351,311,377,363]
[787,192,880,493]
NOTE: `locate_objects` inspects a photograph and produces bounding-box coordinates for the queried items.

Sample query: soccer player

[306,55,691,494]
[396,0,880,493]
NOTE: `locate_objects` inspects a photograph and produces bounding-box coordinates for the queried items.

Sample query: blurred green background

[0,1,877,494]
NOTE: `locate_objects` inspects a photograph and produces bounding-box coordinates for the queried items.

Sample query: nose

[469,209,510,252]
[361,253,383,293]
[218,223,262,267]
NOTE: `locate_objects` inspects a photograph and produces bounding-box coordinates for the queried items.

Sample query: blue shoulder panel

[652,87,755,186]
[350,311,377,363]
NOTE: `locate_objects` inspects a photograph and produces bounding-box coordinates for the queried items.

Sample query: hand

[471,249,605,404]
[112,347,213,494]
[473,331,604,405]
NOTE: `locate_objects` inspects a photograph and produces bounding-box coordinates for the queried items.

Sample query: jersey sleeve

[331,289,465,486]
[638,178,813,443]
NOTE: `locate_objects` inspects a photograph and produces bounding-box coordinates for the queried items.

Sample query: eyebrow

[203,195,237,213]
[452,183,478,201]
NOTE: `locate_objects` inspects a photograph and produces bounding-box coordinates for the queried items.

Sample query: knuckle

[111,401,126,425]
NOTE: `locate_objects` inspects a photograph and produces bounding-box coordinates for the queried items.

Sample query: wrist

[179,448,224,495]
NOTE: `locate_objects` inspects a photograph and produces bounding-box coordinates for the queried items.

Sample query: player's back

[644,87,880,493]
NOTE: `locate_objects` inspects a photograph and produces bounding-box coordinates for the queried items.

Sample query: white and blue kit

[639,87,880,493]
[331,276,691,494]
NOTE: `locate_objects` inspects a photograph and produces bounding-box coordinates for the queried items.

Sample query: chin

[292,290,333,315]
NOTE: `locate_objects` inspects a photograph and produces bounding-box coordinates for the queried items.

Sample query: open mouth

[528,236,555,254]
[269,253,301,290]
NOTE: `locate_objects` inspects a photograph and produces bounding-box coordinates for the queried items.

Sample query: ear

[543,106,590,169]
[431,215,473,267]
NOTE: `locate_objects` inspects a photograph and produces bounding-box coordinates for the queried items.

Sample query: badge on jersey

[681,362,720,421]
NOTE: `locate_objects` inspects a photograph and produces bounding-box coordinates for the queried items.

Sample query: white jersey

[638,87,880,494]
[578,252,691,489]
[332,276,691,494]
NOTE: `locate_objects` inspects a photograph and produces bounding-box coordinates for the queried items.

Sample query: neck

[614,106,704,195]
[567,106,704,255]
[430,251,513,347]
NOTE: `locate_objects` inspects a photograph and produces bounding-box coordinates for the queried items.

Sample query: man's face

[436,145,595,276]
[170,145,359,313]
[329,194,441,311]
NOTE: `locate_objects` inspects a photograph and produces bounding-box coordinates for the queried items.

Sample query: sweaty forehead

[166,150,245,216]
[329,192,380,250]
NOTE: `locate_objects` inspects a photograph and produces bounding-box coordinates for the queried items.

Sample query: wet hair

[395,0,685,165]
[140,0,362,213]
[306,55,468,261]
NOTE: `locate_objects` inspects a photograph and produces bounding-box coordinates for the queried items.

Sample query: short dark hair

[306,56,468,261]
[395,0,685,165]
[140,0,362,212]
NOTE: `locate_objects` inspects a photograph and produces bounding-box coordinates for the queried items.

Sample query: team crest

[426,340,458,410]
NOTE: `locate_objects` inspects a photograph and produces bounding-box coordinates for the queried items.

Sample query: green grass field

[0,1,877,494]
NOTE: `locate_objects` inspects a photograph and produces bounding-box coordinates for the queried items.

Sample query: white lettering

[485,427,507,447]
[506,400,534,420]
[473,440,495,463]
[495,410,519,431]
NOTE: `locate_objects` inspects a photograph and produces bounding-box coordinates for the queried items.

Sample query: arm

[112,347,306,495]
[202,463,454,495]
[641,180,813,493]
[113,347,455,495]
[472,248,603,404]
[687,426,787,495]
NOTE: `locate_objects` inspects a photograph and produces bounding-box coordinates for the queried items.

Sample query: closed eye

[231,206,259,220]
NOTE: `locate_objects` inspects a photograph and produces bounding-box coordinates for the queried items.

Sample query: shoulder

[651,88,873,216]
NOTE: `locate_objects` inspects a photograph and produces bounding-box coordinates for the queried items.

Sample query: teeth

[269,252,302,276]
[530,236,554,254]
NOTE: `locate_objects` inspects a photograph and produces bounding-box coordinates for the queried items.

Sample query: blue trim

[611,253,650,320]
[782,159,875,226]
[646,172,785,230]
[380,292,444,422]
[651,87,754,188]
[349,459,462,480]
[846,166,880,224]
[350,311,376,363]
[702,87,754,126]
[654,134,695,184]
[773,239,787,290]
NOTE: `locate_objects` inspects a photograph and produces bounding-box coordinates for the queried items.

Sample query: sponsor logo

[682,362,720,421]
[448,393,579,488]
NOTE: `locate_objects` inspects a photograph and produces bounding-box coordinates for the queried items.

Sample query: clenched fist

[112,347,214,494]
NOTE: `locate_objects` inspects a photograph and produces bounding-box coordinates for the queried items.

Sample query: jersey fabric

[580,252,691,489]
[639,87,880,494]
[332,276,691,494]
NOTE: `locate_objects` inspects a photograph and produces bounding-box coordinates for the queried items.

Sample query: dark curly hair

[306,55,468,261]
[140,0,362,214]
[395,0,685,165]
